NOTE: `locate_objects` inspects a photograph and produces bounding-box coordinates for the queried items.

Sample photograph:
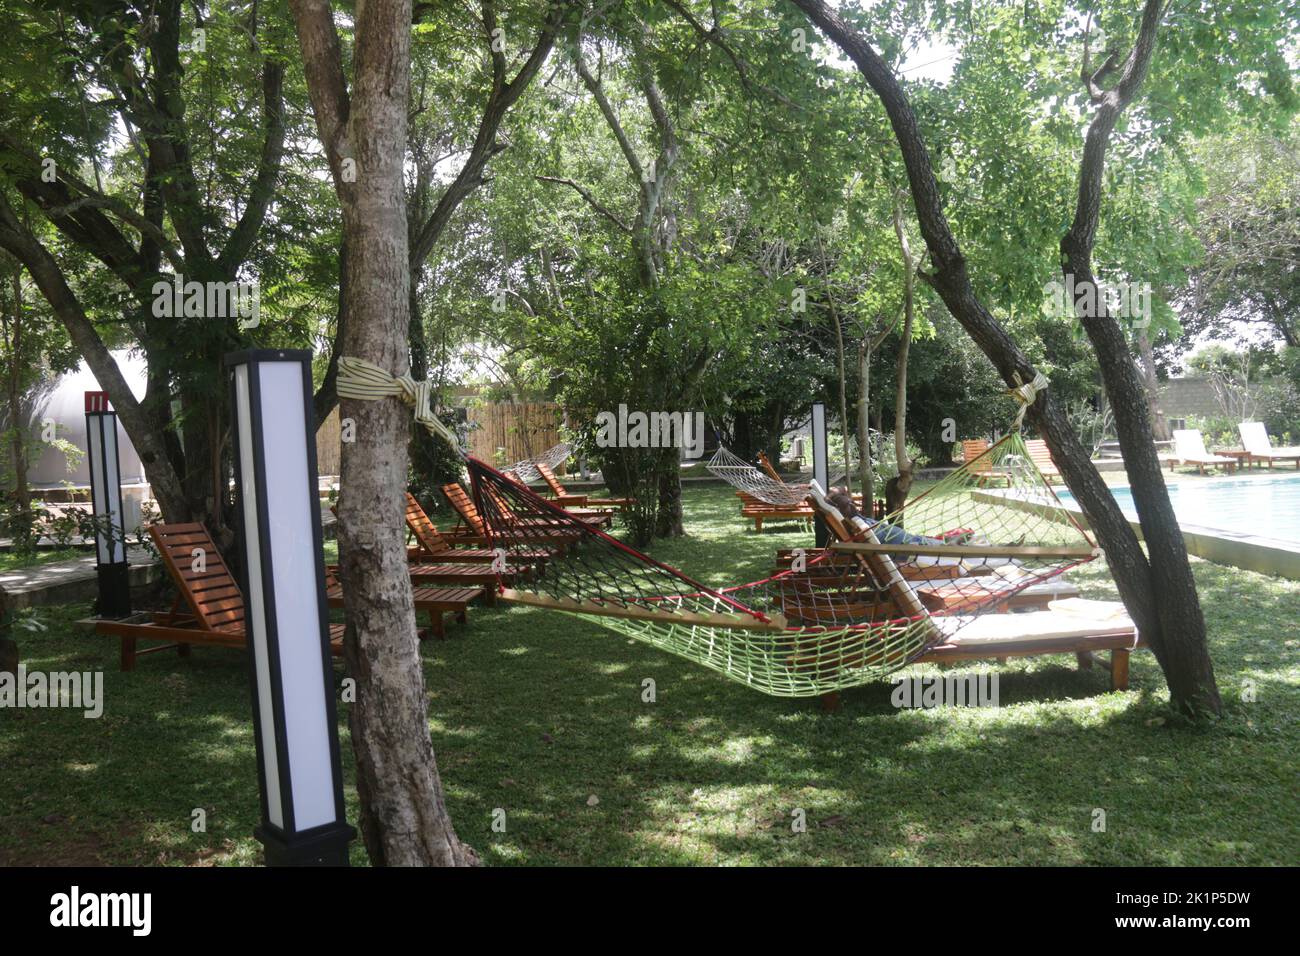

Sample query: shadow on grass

[1,485,1295,866]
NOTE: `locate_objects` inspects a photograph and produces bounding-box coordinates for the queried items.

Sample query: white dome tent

[23,350,150,524]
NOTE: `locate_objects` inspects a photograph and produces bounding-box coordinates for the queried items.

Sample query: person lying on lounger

[825,487,1020,551]
[825,488,952,546]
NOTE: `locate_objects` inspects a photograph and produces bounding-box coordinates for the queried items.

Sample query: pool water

[1058,473,1300,543]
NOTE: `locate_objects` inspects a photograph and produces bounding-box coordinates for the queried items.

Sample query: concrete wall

[1158,376,1274,423]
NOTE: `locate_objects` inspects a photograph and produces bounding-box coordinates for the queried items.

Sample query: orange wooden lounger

[806,486,1142,710]
[961,438,1009,487]
[535,463,635,511]
[403,492,553,566]
[323,568,482,640]
[1023,439,1064,484]
[440,482,596,548]
[94,522,345,671]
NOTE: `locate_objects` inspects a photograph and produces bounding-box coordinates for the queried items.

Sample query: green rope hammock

[339,355,1088,697]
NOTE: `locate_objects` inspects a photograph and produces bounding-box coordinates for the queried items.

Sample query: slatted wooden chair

[95,522,345,671]
[804,485,1139,710]
[404,492,553,566]
[440,482,590,549]
[503,468,615,523]
[1023,439,1064,484]
[960,438,1009,487]
[322,568,482,640]
[535,463,634,512]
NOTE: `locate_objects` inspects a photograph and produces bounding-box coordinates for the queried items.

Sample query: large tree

[0,1,310,533]
[780,0,1261,715]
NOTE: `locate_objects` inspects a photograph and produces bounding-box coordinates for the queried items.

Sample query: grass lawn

[0,547,85,574]
[1,484,1296,866]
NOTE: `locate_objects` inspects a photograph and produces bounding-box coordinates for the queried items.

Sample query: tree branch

[536,175,632,232]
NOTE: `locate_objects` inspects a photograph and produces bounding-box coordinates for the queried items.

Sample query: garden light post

[84,391,131,618]
[226,349,354,866]
[811,402,829,547]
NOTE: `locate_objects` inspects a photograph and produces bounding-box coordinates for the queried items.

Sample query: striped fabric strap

[336,355,460,452]
[1008,370,1049,430]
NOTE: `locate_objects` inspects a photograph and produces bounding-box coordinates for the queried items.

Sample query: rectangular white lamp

[811,402,829,547]
[84,391,131,617]
[226,349,354,866]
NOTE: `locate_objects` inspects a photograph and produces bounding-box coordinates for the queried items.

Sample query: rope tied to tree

[336,355,462,455]
[1008,370,1050,430]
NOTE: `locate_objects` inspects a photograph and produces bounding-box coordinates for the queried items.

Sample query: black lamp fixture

[84,391,131,618]
[226,349,354,866]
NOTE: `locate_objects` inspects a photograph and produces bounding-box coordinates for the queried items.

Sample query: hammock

[706,446,810,505]
[468,432,1097,697]
[507,442,571,484]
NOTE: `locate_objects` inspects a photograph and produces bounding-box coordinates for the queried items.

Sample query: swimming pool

[1059,473,1300,543]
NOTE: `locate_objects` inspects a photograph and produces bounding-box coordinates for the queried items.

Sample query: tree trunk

[787,0,1220,717]
[654,448,685,537]
[290,0,473,865]
[7,269,28,514]
[858,339,873,503]
[1060,0,1218,716]
[1136,329,1170,440]
[888,198,915,514]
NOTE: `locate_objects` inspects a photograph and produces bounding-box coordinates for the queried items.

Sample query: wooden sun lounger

[504,469,616,521]
[323,569,482,640]
[403,493,553,566]
[535,463,635,511]
[94,522,345,671]
[743,503,814,532]
[1023,439,1064,484]
[961,438,1009,487]
[804,483,1140,710]
[440,482,593,548]
[1171,429,1238,474]
[1238,421,1300,469]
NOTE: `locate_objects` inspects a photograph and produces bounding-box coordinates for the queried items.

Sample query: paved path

[0,550,160,610]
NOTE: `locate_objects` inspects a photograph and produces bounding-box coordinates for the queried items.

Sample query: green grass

[0,547,84,573]
[1,485,1296,866]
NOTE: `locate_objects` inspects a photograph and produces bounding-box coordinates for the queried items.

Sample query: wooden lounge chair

[805,485,1140,710]
[95,522,345,671]
[535,463,635,512]
[440,482,590,548]
[1172,429,1238,475]
[1238,421,1300,469]
[1023,439,1064,484]
[742,498,815,532]
[322,568,482,640]
[403,493,553,566]
[505,467,616,522]
[961,438,1009,487]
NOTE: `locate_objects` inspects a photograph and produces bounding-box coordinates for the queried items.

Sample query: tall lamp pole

[227,349,354,866]
[84,391,131,618]
[811,402,829,548]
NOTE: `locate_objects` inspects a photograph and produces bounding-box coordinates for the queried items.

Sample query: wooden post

[1111,649,1131,690]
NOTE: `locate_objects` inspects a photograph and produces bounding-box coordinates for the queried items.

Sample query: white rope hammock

[706,446,810,506]
[508,443,571,483]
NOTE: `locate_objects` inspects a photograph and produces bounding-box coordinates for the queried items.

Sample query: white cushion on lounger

[934,599,1134,646]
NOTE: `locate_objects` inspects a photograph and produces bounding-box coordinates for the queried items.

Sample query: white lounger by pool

[1173,429,1238,474]
[1239,421,1300,468]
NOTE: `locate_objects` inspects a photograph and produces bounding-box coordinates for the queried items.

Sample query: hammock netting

[467,433,1096,697]
[706,446,810,505]
[506,442,572,484]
